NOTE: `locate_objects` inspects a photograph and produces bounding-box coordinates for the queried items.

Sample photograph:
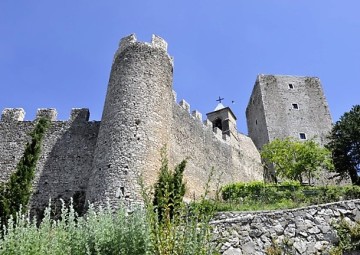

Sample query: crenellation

[118,34,137,54]
[191,110,202,121]
[203,119,213,128]
[70,108,90,122]
[172,90,177,102]
[1,108,25,122]
[179,99,190,113]
[36,108,57,121]
[151,34,168,51]
[213,127,222,139]
[222,134,231,142]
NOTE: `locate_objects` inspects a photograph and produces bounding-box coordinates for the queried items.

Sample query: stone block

[1,108,25,121]
[70,108,90,122]
[152,34,168,51]
[179,99,190,112]
[36,108,57,121]
[191,110,202,121]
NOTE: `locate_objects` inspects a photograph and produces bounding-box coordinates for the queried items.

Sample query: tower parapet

[36,108,57,121]
[70,108,90,122]
[1,108,25,122]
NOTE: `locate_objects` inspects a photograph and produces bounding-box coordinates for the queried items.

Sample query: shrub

[152,147,186,222]
[148,147,217,255]
[0,200,152,255]
[330,217,360,254]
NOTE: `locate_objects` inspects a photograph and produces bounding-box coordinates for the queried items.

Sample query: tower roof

[214,103,225,111]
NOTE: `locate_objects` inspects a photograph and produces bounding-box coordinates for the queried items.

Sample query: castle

[0,34,332,213]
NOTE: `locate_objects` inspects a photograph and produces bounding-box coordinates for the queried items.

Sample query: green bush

[147,147,217,255]
[344,185,360,200]
[220,181,360,212]
[330,217,360,254]
[0,200,152,255]
[153,147,186,222]
[221,181,302,203]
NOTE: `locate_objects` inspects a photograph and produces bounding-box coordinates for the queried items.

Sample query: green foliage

[261,137,334,184]
[0,118,49,226]
[330,218,360,254]
[219,181,360,212]
[147,147,217,255]
[221,181,301,202]
[0,200,152,255]
[327,105,360,185]
[153,147,186,222]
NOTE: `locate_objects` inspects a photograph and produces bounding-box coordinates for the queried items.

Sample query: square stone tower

[246,74,333,151]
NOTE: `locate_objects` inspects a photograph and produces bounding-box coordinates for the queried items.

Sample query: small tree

[261,137,333,184]
[0,117,49,226]
[327,105,360,185]
[152,147,186,223]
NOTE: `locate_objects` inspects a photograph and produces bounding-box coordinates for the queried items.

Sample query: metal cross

[216,96,224,104]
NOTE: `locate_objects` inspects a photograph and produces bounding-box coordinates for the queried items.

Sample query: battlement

[176,98,231,143]
[70,108,90,122]
[0,108,91,122]
[117,34,168,53]
[1,108,25,122]
[36,108,57,121]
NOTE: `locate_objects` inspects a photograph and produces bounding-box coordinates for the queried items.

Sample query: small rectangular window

[289,84,294,89]
[299,133,307,140]
[292,103,299,109]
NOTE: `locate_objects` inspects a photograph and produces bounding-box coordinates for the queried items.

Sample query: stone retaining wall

[211,200,360,254]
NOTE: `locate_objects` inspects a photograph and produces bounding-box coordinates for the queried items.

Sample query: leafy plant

[261,137,334,184]
[327,105,360,185]
[330,217,360,254]
[0,199,152,255]
[152,146,186,222]
[148,147,217,255]
[219,181,360,212]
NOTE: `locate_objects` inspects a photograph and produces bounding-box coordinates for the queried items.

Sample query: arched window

[213,118,222,131]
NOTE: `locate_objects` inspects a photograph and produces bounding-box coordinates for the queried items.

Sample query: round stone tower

[86,34,174,208]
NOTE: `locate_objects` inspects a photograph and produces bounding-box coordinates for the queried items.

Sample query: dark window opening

[292,103,299,109]
[299,133,307,140]
[289,84,294,89]
[213,118,223,130]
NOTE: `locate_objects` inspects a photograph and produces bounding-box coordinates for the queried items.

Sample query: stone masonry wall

[263,75,332,145]
[211,199,360,255]
[246,77,269,151]
[169,100,263,199]
[0,108,99,215]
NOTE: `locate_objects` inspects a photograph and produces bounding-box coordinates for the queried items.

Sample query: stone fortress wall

[0,34,263,212]
[0,108,99,215]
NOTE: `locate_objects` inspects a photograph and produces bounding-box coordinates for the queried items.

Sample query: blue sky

[1,1,359,134]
